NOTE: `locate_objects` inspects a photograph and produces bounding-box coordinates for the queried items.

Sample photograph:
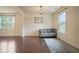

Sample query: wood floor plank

[0,36,78,53]
[0,36,50,53]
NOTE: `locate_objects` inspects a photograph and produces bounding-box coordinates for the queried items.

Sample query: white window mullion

[58,11,66,34]
[0,16,14,29]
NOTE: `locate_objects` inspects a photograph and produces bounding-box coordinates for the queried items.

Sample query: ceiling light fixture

[39,6,43,17]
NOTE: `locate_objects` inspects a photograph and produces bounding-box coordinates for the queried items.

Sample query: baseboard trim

[23,36,39,37]
[0,36,22,39]
[57,37,79,50]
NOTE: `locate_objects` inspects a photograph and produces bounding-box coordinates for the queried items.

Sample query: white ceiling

[18,6,60,14]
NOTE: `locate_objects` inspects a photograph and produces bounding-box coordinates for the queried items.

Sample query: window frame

[58,10,66,34]
[0,15,14,29]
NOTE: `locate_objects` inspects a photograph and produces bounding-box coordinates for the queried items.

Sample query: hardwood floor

[0,36,79,53]
[0,36,50,53]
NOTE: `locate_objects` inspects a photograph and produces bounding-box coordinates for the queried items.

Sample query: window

[58,12,66,33]
[0,16,14,29]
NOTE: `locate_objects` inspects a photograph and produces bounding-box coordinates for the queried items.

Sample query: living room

[0,6,79,53]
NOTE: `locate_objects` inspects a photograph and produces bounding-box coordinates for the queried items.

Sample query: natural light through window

[0,16,14,29]
[58,11,66,33]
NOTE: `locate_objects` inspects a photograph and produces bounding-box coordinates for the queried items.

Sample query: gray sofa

[39,29,57,38]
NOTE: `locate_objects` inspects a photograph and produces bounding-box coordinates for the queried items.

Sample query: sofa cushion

[39,28,57,38]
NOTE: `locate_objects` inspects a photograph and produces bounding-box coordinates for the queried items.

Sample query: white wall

[53,7,79,49]
[0,7,54,36]
[0,7,23,36]
[23,13,54,36]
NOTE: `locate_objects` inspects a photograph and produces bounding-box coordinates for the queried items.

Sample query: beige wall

[53,7,79,49]
[0,7,23,36]
[23,13,54,36]
[0,7,54,36]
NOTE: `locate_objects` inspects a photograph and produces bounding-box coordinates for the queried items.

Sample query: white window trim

[0,15,15,29]
[58,10,66,34]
